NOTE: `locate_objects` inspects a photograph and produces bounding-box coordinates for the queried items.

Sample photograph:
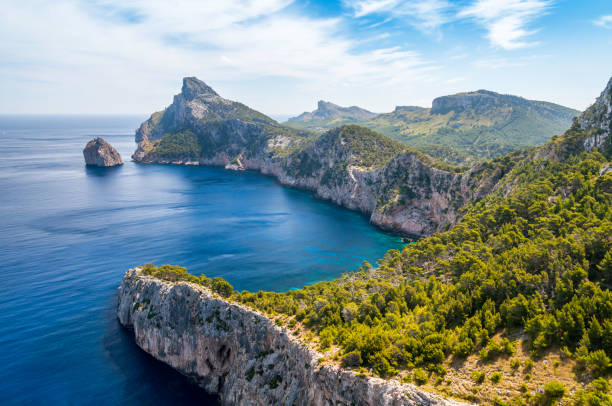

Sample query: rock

[132,78,515,237]
[83,137,123,167]
[117,268,472,406]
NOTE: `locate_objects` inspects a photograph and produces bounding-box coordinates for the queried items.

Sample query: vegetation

[140,102,611,403]
[285,91,578,165]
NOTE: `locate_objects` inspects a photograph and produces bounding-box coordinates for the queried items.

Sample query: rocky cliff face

[83,137,123,167]
[133,78,516,237]
[578,76,612,153]
[118,268,470,406]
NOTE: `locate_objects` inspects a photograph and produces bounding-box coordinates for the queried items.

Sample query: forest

[141,120,611,404]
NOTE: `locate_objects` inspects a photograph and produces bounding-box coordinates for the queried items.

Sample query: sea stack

[83,137,123,167]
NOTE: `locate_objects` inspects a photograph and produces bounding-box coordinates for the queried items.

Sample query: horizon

[1,1,611,115]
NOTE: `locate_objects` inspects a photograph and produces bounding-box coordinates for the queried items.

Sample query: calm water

[0,115,404,405]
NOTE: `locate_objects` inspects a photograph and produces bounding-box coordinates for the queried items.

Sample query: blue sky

[1,0,610,117]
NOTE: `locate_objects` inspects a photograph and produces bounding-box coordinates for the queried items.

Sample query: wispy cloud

[458,0,553,50]
[0,0,433,113]
[344,0,452,34]
[593,15,612,29]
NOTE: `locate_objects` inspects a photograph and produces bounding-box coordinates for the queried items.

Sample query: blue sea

[0,115,404,405]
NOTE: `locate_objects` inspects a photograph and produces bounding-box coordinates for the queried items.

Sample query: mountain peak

[317,100,339,110]
[181,77,219,99]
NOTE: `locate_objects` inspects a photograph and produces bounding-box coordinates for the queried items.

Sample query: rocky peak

[577,76,612,152]
[83,137,123,167]
[181,77,219,100]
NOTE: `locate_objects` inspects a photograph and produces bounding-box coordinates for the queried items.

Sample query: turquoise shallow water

[0,115,404,405]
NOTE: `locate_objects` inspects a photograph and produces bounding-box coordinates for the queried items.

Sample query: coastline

[118,267,471,406]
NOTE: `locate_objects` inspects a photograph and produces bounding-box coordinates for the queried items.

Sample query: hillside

[287,100,378,129]
[132,76,612,405]
[134,77,518,237]
[285,90,579,165]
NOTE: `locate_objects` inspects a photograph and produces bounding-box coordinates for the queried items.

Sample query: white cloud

[0,0,433,114]
[344,0,451,33]
[458,0,553,50]
[593,15,612,29]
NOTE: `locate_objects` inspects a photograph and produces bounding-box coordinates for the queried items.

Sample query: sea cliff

[117,268,470,406]
[133,77,517,237]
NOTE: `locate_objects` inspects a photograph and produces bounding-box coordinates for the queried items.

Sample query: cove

[0,115,404,405]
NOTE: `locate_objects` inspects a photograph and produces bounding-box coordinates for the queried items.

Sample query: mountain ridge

[132,77,517,237]
[285,89,580,165]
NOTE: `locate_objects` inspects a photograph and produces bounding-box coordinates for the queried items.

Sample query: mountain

[287,100,378,128]
[124,76,612,406]
[285,90,579,165]
[133,77,519,237]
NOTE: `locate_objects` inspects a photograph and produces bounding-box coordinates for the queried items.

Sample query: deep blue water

[0,115,404,405]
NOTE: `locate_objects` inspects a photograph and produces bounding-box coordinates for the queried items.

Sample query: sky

[1,0,611,118]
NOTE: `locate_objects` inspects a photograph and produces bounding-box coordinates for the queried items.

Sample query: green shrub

[490,372,502,384]
[413,368,428,385]
[543,381,566,402]
[471,370,486,384]
[211,277,234,298]
[341,351,362,368]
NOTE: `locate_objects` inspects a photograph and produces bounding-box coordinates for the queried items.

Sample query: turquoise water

[0,116,404,405]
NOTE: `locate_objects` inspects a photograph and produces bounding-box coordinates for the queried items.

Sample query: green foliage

[490,371,503,384]
[149,130,201,160]
[140,114,612,405]
[573,378,612,405]
[285,93,578,165]
[471,370,486,384]
[541,381,566,404]
[211,277,234,298]
[413,368,428,385]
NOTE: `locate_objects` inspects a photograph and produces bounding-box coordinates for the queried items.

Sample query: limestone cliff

[133,78,516,237]
[118,268,470,406]
[83,137,123,167]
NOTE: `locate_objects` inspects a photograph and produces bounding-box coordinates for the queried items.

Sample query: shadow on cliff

[102,296,219,405]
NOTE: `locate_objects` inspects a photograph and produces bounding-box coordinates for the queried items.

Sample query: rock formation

[132,78,516,237]
[118,268,470,406]
[83,137,123,167]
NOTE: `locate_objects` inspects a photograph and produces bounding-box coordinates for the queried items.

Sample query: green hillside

[286,90,579,166]
[146,78,612,405]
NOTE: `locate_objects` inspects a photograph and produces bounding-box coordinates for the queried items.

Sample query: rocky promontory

[132,77,518,237]
[83,137,123,167]
[117,267,470,406]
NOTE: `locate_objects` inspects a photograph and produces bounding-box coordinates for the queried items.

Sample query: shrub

[510,358,521,370]
[584,350,611,377]
[490,371,502,384]
[543,381,566,402]
[413,368,428,385]
[341,351,362,368]
[471,370,486,384]
[573,378,612,406]
[211,277,234,298]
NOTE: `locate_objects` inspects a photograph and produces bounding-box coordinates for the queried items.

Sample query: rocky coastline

[117,268,471,406]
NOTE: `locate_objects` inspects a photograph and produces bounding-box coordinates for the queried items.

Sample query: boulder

[83,137,123,167]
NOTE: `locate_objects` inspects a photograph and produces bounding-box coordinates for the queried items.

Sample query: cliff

[133,78,516,237]
[117,268,470,406]
[83,137,123,167]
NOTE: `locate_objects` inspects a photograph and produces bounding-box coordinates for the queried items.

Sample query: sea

[0,115,404,405]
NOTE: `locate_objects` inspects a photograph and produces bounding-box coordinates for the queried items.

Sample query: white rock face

[578,76,612,151]
[117,268,472,406]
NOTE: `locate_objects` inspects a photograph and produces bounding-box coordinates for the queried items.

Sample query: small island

[83,137,123,167]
